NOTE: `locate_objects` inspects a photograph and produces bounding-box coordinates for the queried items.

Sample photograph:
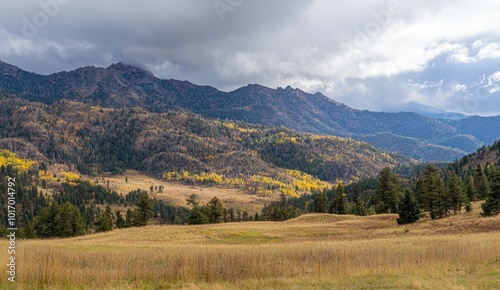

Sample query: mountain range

[1,60,499,161]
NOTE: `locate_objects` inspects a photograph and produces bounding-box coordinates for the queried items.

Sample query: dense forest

[0,97,408,190]
[262,141,500,223]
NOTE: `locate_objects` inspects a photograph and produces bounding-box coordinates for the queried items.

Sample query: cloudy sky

[1,0,500,116]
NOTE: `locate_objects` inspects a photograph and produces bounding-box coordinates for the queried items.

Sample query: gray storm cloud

[1,0,500,115]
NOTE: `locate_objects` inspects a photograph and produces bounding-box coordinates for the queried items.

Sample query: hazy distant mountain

[1,60,499,161]
[390,102,468,120]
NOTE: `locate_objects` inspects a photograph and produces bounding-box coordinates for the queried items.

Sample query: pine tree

[352,195,367,216]
[447,172,466,214]
[206,196,224,223]
[416,164,448,219]
[397,189,420,224]
[134,193,153,226]
[473,165,490,200]
[34,202,86,238]
[173,215,182,225]
[481,169,500,216]
[96,205,113,232]
[466,175,478,201]
[125,208,134,227]
[373,167,402,213]
[313,190,327,213]
[115,210,126,228]
[188,207,209,224]
[487,164,497,184]
[464,196,473,213]
[431,174,449,219]
[330,183,349,214]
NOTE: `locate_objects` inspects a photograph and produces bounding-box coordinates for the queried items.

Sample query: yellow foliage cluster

[39,172,59,188]
[63,172,81,186]
[163,171,245,187]
[0,149,34,172]
[271,133,299,145]
[163,169,330,198]
[213,120,258,134]
[285,170,330,193]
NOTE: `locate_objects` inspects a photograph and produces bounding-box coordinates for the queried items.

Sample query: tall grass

[2,233,500,289]
[1,213,499,289]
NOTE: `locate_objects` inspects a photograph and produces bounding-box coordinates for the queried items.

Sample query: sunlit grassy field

[91,169,276,215]
[1,208,499,289]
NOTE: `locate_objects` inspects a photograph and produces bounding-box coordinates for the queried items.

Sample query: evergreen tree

[125,208,134,227]
[34,202,60,238]
[228,208,235,222]
[352,195,367,216]
[432,174,449,219]
[416,164,448,219]
[96,205,113,232]
[134,193,153,226]
[397,189,420,224]
[53,202,87,237]
[373,167,402,213]
[329,183,349,214]
[173,215,182,225]
[473,165,490,200]
[205,196,224,223]
[115,210,126,228]
[481,169,500,216]
[21,221,36,239]
[447,172,466,214]
[464,196,473,213]
[313,190,327,213]
[188,207,209,224]
[466,175,478,201]
[34,202,86,238]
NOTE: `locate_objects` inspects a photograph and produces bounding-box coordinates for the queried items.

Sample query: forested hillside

[1,61,499,161]
[0,97,410,190]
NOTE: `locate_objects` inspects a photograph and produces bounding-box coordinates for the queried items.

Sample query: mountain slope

[450,139,500,173]
[1,61,499,161]
[359,132,466,161]
[0,98,411,189]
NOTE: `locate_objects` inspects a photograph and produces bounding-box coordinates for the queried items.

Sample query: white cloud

[453,83,468,93]
[408,79,444,90]
[485,71,500,93]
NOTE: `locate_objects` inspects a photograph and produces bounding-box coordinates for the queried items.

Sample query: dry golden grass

[90,169,276,215]
[1,210,499,289]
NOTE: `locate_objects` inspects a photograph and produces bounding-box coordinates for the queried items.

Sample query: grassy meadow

[89,170,276,215]
[1,207,500,289]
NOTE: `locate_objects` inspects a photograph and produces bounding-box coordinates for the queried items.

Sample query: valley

[2,1,500,289]
[1,60,500,290]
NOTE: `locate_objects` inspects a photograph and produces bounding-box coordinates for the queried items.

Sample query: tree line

[259,163,500,224]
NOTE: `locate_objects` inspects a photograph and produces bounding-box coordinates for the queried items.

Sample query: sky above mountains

[1,0,500,116]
